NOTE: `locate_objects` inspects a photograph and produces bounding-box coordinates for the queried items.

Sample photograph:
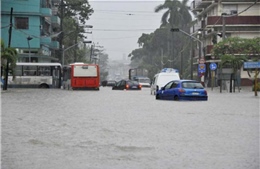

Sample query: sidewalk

[206,86,253,93]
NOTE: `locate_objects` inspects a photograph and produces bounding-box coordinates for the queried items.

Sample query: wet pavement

[1,87,259,169]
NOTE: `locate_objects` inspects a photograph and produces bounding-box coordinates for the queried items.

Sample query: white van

[150,68,180,95]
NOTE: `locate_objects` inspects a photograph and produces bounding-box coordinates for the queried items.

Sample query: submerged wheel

[174,95,179,101]
[39,84,49,88]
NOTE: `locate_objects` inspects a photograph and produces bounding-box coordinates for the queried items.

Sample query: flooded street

[1,87,259,169]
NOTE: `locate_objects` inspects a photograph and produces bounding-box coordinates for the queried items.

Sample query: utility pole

[190,1,195,80]
[74,20,79,62]
[220,13,227,93]
[90,44,93,62]
[3,7,13,91]
[59,0,64,64]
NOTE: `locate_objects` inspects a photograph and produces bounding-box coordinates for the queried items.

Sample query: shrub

[252,82,260,91]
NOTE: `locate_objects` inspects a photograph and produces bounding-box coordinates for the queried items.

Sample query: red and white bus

[62,62,100,90]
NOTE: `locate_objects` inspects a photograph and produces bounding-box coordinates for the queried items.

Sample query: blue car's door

[163,81,179,100]
[161,81,174,100]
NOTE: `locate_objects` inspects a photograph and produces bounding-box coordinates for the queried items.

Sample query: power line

[93,36,140,40]
[92,28,156,32]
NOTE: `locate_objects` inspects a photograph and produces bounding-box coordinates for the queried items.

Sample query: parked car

[101,80,116,87]
[132,76,151,87]
[112,79,142,90]
[106,80,116,87]
[156,80,208,101]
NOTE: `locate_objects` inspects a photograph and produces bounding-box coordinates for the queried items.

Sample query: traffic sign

[198,64,206,73]
[210,62,217,70]
[243,62,260,70]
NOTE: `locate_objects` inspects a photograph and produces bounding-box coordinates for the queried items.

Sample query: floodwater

[1,87,259,169]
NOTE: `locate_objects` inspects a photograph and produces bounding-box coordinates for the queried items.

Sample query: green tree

[220,55,247,93]
[155,0,192,69]
[60,0,93,24]
[128,0,193,79]
[57,0,93,63]
[211,37,260,95]
[1,39,18,80]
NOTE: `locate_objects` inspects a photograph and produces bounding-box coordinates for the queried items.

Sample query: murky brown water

[1,87,259,169]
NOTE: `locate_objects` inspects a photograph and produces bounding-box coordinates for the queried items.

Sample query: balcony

[207,16,260,26]
[195,0,213,8]
[51,16,60,29]
[50,41,60,49]
[41,7,52,17]
[41,37,51,45]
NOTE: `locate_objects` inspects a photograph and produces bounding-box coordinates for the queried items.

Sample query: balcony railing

[207,16,260,26]
[51,16,60,28]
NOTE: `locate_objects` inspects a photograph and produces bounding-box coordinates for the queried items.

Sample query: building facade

[191,0,260,86]
[1,0,61,63]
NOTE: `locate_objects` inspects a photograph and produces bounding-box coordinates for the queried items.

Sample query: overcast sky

[87,0,165,61]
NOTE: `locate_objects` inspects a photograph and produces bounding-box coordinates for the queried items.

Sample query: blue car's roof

[173,79,199,83]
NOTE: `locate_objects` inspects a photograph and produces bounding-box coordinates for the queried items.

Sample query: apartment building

[1,0,61,63]
[191,0,260,86]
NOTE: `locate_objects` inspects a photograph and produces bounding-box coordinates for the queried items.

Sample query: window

[15,66,22,76]
[38,66,51,76]
[171,82,178,88]
[23,66,37,76]
[165,82,173,90]
[15,17,29,29]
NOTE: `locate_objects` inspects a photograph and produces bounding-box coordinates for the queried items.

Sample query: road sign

[198,64,206,73]
[243,62,260,70]
[210,62,217,70]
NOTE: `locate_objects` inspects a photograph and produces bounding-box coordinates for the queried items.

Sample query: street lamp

[62,40,92,66]
[171,28,204,60]
[171,28,204,83]
[27,36,33,62]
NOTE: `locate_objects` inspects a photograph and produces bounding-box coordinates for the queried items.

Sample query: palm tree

[155,0,193,69]
[155,0,192,29]
[1,39,18,84]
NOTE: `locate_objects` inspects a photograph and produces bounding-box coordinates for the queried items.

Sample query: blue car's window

[182,82,204,89]
[165,81,173,89]
[171,82,178,88]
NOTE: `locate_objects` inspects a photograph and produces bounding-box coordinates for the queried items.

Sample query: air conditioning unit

[230,10,238,15]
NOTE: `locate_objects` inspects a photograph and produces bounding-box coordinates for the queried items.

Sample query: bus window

[38,66,50,76]
[15,65,22,76]
[23,66,37,76]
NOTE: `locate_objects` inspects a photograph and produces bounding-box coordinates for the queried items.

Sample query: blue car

[156,80,208,101]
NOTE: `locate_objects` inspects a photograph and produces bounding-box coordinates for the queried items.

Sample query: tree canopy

[1,39,18,78]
